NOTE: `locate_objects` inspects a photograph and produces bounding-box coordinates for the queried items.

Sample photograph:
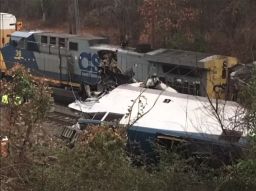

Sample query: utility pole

[69,0,80,34]
[74,0,80,34]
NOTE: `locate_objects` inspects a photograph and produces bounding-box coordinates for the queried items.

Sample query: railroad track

[47,112,78,126]
[43,104,85,144]
[45,104,81,127]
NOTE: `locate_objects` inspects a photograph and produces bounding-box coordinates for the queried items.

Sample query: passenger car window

[92,112,106,120]
[104,113,123,122]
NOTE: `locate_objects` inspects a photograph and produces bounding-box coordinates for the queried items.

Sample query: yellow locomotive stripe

[31,76,81,88]
[0,51,7,72]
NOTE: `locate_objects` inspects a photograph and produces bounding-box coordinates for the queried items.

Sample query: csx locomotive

[0,30,111,86]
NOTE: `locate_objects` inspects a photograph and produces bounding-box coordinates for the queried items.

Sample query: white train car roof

[69,83,246,145]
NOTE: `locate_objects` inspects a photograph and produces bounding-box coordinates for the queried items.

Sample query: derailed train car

[68,83,247,164]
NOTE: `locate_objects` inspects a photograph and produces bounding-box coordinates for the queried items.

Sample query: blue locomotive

[0,31,111,87]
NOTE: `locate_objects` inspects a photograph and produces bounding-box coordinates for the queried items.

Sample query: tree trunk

[40,0,46,22]
[19,123,33,158]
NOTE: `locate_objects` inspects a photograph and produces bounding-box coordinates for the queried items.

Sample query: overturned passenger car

[69,82,247,163]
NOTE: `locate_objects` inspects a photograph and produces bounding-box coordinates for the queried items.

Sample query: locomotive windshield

[10,31,34,49]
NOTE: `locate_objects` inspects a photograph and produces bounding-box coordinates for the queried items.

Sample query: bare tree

[68,0,80,34]
[40,0,47,22]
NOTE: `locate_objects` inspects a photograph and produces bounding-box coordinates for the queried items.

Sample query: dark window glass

[50,37,56,45]
[27,41,38,52]
[104,113,123,122]
[41,36,48,44]
[163,99,171,103]
[69,42,78,51]
[17,39,25,49]
[10,40,17,47]
[59,38,65,47]
[92,112,106,120]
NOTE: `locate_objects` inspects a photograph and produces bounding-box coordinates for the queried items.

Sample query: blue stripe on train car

[126,126,244,165]
[127,126,247,149]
